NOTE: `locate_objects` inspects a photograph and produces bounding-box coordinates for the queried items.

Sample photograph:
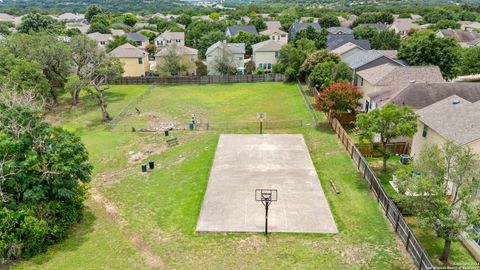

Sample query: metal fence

[330,117,435,270]
[110,74,286,85]
[114,119,305,133]
[296,79,320,128]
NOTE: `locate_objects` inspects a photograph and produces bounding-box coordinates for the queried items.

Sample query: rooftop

[206,41,246,55]
[125,32,149,42]
[417,95,480,145]
[87,32,113,42]
[343,50,386,70]
[389,82,480,110]
[327,34,370,50]
[331,42,363,55]
[159,31,185,40]
[438,29,480,43]
[327,27,353,35]
[226,25,258,36]
[252,39,283,52]
[110,43,147,58]
[155,45,198,57]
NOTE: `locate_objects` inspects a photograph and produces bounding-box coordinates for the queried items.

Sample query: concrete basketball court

[196,134,337,233]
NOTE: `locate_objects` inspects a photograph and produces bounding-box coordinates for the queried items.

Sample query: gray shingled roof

[327,27,353,35]
[288,22,321,40]
[389,82,480,110]
[438,29,480,43]
[417,95,480,145]
[226,25,258,36]
[252,39,283,52]
[110,43,147,58]
[327,34,371,50]
[343,50,385,70]
[125,32,149,42]
[206,41,245,55]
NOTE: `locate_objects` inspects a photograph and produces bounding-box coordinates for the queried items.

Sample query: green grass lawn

[13,82,415,269]
[366,156,477,266]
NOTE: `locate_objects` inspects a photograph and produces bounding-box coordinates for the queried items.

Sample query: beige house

[252,40,283,72]
[206,41,245,75]
[155,44,198,75]
[110,43,149,77]
[331,42,364,59]
[411,95,480,157]
[355,64,445,111]
[154,31,185,48]
[87,32,113,48]
[388,18,421,39]
[259,28,288,45]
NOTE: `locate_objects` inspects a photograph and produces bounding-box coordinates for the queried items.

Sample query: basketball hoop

[255,189,277,235]
[256,112,266,135]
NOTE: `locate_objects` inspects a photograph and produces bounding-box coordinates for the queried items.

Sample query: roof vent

[453,99,460,105]
[410,80,416,83]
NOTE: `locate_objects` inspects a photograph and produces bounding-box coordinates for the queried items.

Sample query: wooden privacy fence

[330,117,435,270]
[356,142,411,157]
[110,74,286,85]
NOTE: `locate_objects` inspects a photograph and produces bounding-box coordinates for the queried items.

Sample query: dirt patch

[341,243,376,266]
[90,188,166,269]
[128,144,167,164]
[235,235,267,253]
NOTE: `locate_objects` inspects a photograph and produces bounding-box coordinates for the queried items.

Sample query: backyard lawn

[366,156,478,266]
[14,82,413,269]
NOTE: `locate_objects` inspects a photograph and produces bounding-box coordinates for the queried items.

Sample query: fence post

[418,252,424,270]
[395,212,401,232]
[385,198,389,215]
[406,230,411,251]
[351,144,354,158]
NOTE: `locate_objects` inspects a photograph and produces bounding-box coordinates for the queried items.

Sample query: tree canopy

[315,82,362,115]
[398,31,461,80]
[356,103,418,171]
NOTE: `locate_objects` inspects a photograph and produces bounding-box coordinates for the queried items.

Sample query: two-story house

[154,31,185,48]
[206,41,245,75]
[109,43,149,77]
[252,40,283,72]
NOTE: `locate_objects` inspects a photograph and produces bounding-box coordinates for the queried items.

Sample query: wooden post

[385,199,390,216]
[406,230,411,251]
[395,212,401,232]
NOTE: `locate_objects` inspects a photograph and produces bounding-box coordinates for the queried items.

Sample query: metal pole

[260,121,263,135]
[265,202,268,235]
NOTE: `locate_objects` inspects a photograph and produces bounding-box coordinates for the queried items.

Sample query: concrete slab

[196,134,337,233]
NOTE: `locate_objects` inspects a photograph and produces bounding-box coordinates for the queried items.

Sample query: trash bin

[141,164,147,172]
[149,160,154,170]
[400,154,410,165]
[164,130,169,136]
[189,123,194,130]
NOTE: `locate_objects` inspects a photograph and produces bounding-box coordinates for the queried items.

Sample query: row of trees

[0,33,123,122]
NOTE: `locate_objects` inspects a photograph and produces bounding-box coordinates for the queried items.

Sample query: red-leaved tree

[315,82,363,116]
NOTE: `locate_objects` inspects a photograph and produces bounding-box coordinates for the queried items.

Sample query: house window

[275,51,279,58]
[138,58,143,64]
[239,57,243,60]
[422,124,429,137]
[267,63,272,70]
[360,78,364,86]
[100,41,105,45]
[137,41,142,46]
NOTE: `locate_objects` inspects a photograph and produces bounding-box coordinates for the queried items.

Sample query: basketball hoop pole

[260,121,263,135]
[256,189,277,236]
[264,199,269,235]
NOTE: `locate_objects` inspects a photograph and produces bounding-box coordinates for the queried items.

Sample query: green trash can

[189,123,194,130]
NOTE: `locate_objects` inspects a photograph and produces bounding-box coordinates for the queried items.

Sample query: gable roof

[331,42,363,55]
[266,21,282,31]
[158,31,185,40]
[376,50,398,59]
[226,25,258,36]
[87,32,113,43]
[155,45,198,57]
[391,18,421,31]
[327,34,371,50]
[438,29,480,43]
[58,13,84,21]
[417,95,480,145]
[110,43,147,58]
[0,13,15,21]
[252,40,283,52]
[389,82,480,110]
[343,50,388,70]
[125,32,149,42]
[365,65,445,106]
[260,28,287,36]
[206,41,245,55]
[327,27,353,35]
[288,22,321,40]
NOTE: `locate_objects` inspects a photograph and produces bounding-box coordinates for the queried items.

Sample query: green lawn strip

[13,204,150,270]
[405,216,477,266]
